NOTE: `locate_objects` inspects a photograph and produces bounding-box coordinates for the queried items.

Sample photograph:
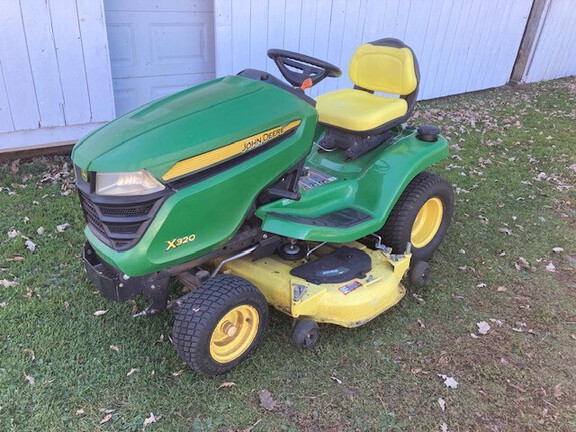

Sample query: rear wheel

[379,172,453,261]
[173,275,268,376]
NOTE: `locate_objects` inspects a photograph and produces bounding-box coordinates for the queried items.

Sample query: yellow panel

[222,242,410,328]
[162,120,301,181]
[315,89,407,131]
[349,44,417,95]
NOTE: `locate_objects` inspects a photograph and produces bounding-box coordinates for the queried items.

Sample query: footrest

[269,208,371,228]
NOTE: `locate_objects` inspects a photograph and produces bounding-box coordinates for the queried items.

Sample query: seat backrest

[348,38,419,96]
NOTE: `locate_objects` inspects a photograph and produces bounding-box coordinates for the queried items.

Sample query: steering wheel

[267,49,342,88]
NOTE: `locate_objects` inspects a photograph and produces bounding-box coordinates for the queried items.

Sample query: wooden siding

[215,0,533,99]
[523,0,576,82]
[0,0,114,151]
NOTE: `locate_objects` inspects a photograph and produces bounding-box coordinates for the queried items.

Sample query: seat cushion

[315,89,408,132]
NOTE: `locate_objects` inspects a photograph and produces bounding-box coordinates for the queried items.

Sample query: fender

[256,128,449,242]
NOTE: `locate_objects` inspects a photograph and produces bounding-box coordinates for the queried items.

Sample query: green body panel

[72,76,317,276]
[256,128,449,242]
[72,76,314,179]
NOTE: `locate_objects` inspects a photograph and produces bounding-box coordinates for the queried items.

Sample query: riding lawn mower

[72,38,454,376]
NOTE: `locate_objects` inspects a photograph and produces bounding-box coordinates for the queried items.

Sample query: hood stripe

[162,120,301,182]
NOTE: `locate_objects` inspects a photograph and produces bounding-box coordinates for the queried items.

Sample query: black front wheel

[379,172,454,261]
[173,275,268,376]
[292,318,320,349]
[409,261,430,287]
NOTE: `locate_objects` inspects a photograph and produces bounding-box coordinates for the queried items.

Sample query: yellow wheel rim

[411,197,444,248]
[209,305,259,363]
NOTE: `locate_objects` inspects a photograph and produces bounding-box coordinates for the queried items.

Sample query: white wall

[0,0,115,152]
[214,0,533,99]
[523,0,576,83]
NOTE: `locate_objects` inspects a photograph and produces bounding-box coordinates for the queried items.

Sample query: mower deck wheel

[408,261,430,287]
[173,275,268,376]
[292,318,320,349]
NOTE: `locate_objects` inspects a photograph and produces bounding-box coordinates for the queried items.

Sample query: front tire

[379,172,453,261]
[173,275,268,376]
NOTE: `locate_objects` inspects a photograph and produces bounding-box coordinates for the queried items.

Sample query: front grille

[99,203,155,217]
[78,191,166,251]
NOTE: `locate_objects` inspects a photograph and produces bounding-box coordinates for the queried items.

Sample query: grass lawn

[1,77,575,432]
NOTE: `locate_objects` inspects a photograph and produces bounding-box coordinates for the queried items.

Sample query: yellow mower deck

[222,242,410,328]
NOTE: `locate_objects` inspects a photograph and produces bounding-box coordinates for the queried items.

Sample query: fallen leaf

[11,159,20,173]
[545,262,556,272]
[76,408,85,415]
[143,412,157,425]
[99,408,115,414]
[93,310,108,316]
[438,374,458,389]
[25,287,35,300]
[440,423,449,432]
[412,293,425,304]
[36,227,45,235]
[7,229,20,239]
[109,345,120,353]
[172,369,185,377]
[24,373,35,385]
[258,389,278,411]
[553,384,563,399]
[477,321,491,335]
[25,239,36,252]
[470,333,479,339]
[7,255,25,262]
[515,257,531,271]
[489,318,503,326]
[99,414,112,424]
[0,279,18,288]
[23,216,30,223]
[23,348,35,360]
[218,382,236,390]
[417,318,426,328]
[127,368,139,376]
[499,227,513,235]
[476,282,487,288]
[56,223,70,233]
[330,376,343,384]
[497,286,507,292]
[438,397,446,412]
[0,302,7,308]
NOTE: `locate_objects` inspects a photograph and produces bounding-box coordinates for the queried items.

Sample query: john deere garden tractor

[72,38,454,375]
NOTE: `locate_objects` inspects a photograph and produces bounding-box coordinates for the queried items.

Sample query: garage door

[104,0,215,116]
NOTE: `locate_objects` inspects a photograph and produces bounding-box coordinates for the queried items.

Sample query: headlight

[95,170,165,196]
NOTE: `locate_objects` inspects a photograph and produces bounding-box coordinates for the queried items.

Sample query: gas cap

[417,124,440,142]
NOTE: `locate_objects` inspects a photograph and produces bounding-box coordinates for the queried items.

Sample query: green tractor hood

[72,75,312,180]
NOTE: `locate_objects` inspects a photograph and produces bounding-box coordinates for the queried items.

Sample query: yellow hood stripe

[162,120,302,181]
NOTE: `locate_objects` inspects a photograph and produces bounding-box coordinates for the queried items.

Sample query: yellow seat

[316,39,419,133]
[316,89,408,132]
